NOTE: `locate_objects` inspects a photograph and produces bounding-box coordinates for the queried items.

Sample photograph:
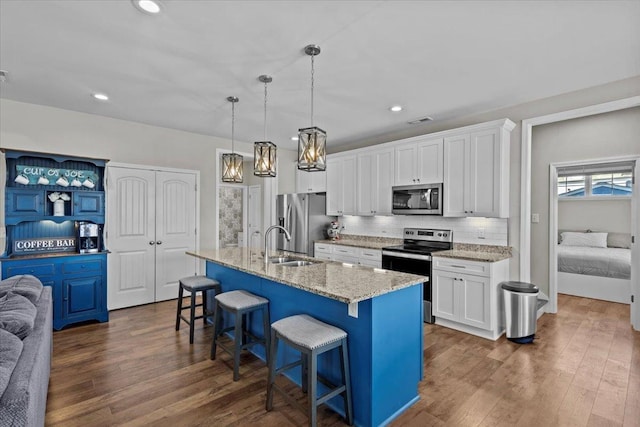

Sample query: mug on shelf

[14,174,29,185]
[55,176,69,187]
[38,176,50,185]
[82,178,95,189]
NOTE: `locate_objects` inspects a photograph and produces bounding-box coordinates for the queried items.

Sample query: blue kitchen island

[188,248,427,427]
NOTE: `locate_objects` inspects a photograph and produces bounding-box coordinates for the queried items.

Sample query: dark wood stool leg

[340,338,353,425]
[189,291,197,344]
[301,354,308,393]
[266,329,278,411]
[202,290,208,327]
[233,310,242,381]
[210,301,222,360]
[175,284,184,331]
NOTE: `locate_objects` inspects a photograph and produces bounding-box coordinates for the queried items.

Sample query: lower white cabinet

[432,256,509,340]
[313,243,382,268]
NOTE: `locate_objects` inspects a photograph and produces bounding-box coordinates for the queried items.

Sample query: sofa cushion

[0,328,24,397]
[0,292,37,339]
[0,275,44,305]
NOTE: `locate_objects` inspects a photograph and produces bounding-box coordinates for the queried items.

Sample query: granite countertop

[315,235,402,250]
[433,243,512,263]
[187,247,427,304]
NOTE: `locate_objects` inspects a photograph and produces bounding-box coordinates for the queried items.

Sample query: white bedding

[557,245,631,279]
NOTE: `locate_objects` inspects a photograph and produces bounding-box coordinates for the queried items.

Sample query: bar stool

[210,290,270,381]
[266,314,353,427]
[175,276,221,344]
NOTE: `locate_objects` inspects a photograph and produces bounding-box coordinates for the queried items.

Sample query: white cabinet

[356,147,394,216]
[443,121,514,218]
[394,137,444,185]
[326,154,357,216]
[295,168,326,193]
[313,243,382,268]
[432,256,509,340]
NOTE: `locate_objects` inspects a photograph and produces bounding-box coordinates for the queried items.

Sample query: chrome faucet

[264,225,291,266]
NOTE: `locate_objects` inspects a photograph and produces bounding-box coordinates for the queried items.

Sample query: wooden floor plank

[45,294,639,426]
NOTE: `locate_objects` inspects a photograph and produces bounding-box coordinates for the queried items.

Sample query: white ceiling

[1,1,639,152]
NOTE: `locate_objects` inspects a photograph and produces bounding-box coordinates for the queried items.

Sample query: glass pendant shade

[297,126,326,171]
[222,152,244,183]
[254,141,277,177]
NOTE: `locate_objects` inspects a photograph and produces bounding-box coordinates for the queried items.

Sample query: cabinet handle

[451,265,466,269]
[417,179,420,182]
[156,241,163,245]
[149,241,156,245]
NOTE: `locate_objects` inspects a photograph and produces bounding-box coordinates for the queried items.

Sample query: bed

[557,231,631,304]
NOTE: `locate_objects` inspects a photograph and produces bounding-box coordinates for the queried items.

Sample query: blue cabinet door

[5,188,45,218]
[73,192,105,216]
[63,276,100,318]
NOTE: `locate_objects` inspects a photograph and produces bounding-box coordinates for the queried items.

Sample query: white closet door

[154,171,197,301]
[107,167,156,310]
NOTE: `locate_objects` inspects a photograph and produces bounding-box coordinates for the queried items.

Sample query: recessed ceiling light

[92,93,109,101]
[133,0,161,14]
[291,136,299,141]
[390,105,403,112]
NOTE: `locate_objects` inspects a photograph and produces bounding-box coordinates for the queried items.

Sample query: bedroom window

[557,161,634,198]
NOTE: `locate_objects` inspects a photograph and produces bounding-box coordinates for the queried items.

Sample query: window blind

[557,160,635,177]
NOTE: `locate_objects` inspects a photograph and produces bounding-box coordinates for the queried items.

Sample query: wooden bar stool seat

[175,276,221,344]
[210,290,270,381]
[266,314,353,426]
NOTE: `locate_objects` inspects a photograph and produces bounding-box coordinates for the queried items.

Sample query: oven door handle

[382,251,432,262]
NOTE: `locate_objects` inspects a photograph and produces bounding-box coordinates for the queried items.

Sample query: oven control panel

[403,228,453,242]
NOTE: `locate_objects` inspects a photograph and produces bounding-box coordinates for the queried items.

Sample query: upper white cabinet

[356,147,394,216]
[295,168,326,193]
[326,154,357,216]
[443,120,514,218]
[394,137,444,185]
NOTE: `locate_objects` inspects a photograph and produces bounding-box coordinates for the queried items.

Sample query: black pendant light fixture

[254,75,277,177]
[221,96,243,183]
[297,44,326,172]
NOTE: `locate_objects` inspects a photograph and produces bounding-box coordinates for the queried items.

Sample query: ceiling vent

[407,116,434,125]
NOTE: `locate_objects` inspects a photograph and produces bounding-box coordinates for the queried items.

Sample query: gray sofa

[0,277,52,427]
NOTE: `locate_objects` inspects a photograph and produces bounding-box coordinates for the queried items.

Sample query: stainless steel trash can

[501,281,539,343]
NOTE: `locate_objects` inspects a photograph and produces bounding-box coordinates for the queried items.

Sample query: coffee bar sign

[14,165,98,189]
[14,237,77,255]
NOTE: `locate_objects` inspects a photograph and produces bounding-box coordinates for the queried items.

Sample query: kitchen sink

[280,260,317,267]
[268,257,298,264]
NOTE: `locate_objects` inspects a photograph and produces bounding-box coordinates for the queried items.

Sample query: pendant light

[254,75,277,177]
[297,44,326,172]
[221,96,243,183]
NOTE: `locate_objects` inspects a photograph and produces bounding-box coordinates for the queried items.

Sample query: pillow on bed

[607,233,632,249]
[560,231,608,248]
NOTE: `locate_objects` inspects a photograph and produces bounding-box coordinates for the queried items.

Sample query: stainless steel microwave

[392,183,443,215]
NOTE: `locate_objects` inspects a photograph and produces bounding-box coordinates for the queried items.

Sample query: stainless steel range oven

[382,228,453,323]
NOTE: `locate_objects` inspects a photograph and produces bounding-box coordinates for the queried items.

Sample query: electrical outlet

[531,213,540,223]
[478,228,485,239]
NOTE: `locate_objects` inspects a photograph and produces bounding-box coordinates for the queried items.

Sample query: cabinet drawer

[432,257,490,277]
[359,248,381,260]
[62,260,102,275]
[5,262,56,277]
[314,243,332,254]
[332,245,358,256]
[333,254,360,264]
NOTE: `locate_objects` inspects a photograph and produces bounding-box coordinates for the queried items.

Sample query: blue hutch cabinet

[1,150,108,330]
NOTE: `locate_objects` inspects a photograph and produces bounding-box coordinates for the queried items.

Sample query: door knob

[156,241,163,245]
[149,241,156,245]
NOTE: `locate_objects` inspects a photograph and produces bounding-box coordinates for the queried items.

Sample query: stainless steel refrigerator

[276,193,334,257]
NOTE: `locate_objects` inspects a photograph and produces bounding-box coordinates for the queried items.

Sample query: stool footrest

[271,383,308,414]
[317,385,347,406]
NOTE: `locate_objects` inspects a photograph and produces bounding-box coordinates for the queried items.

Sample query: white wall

[0,99,296,250]
[331,75,640,282]
[558,199,631,234]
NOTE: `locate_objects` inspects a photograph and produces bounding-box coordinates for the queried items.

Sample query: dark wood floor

[45,294,640,426]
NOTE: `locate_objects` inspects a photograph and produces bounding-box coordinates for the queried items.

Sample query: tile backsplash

[339,216,508,246]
